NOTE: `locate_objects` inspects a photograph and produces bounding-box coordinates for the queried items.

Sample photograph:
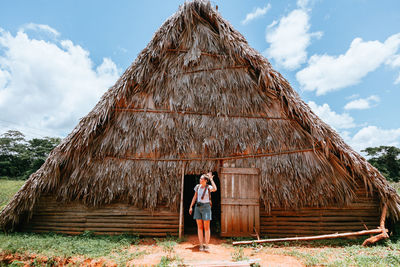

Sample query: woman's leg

[203,220,210,246]
[196,219,204,246]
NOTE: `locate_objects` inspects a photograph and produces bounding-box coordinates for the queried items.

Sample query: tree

[27,137,62,173]
[0,130,61,180]
[0,130,30,179]
[362,146,400,182]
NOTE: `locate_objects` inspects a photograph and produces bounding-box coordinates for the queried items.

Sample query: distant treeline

[0,129,399,182]
[0,130,61,180]
[362,146,400,182]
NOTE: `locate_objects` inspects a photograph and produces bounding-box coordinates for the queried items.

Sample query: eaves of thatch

[1,0,399,231]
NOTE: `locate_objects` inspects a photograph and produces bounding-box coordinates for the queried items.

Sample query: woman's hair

[200,174,209,181]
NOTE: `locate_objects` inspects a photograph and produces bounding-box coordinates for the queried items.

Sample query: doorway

[183,172,221,235]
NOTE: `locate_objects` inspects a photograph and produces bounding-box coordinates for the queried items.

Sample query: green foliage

[231,247,248,262]
[156,238,177,260]
[109,249,148,266]
[0,179,25,210]
[158,256,172,267]
[362,146,400,182]
[0,130,61,180]
[6,261,24,267]
[154,237,183,266]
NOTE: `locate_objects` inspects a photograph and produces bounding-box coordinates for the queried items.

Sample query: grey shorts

[194,202,212,221]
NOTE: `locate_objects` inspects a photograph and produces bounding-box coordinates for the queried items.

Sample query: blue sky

[0,0,399,153]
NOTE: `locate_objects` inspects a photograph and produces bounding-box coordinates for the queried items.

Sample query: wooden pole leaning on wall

[362,203,388,246]
[178,163,185,239]
[233,203,389,246]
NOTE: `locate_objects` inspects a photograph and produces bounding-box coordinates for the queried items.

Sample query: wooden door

[220,167,260,237]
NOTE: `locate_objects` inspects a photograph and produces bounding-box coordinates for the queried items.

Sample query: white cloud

[308,101,355,130]
[296,0,310,10]
[241,4,271,25]
[264,2,322,70]
[343,126,400,153]
[344,95,380,110]
[267,20,278,29]
[20,23,60,37]
[388,54,400,84]
[297,34,400,95]
[0,27,119,138]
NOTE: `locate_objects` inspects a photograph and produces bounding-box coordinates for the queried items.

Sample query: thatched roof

[1,0,399,231]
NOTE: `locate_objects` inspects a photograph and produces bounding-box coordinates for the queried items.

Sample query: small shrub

[157,240,177,259]
[231,247,248,262]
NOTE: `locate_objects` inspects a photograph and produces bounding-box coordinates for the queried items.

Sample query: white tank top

[195,184,212,203]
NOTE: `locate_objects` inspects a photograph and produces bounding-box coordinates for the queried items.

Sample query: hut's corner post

[178,163,185,239]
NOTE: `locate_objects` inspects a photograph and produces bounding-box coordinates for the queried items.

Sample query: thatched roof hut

[1,0,399,236]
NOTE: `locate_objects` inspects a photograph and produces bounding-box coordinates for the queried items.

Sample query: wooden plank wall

[220,168,260,237]
[260,179,381,237]
[21,196,179,236]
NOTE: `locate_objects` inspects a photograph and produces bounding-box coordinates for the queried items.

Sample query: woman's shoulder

[208,185,213,190]
[194,184,200,190]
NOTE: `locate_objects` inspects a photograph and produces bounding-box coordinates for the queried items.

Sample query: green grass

[0,179,25,210]
[248,238,400,266]
[390,181,400,195]
[0,232,139,259]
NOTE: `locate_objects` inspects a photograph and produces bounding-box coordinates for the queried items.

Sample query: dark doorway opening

[183,172,221,235]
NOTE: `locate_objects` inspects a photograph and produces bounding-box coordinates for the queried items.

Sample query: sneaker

[204,245,210,252]
[199,245,204,251]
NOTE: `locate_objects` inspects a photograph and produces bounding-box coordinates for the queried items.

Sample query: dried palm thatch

[1,0,399,231]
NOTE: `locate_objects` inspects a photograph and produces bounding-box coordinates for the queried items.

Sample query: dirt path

[128,235,303,266]
[0,236,304,266]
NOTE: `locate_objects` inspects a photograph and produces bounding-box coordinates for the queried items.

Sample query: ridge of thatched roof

[1,0,399,231]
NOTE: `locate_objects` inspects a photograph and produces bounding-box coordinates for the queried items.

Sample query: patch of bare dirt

[129,235,303,266]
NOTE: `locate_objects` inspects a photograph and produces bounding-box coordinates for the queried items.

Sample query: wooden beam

[221,199,259,205]
[232,228,384,245]
[220,167,260,175]
[104,147,319,162]
[178,163,185,239]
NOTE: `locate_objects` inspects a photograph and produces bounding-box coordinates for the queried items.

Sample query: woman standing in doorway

[189,172,217,252]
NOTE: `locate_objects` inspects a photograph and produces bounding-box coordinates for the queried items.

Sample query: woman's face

[200,177,207,186]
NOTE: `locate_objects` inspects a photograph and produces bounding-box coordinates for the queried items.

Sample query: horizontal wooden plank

[27,225,178,233]
[261,216,380,222]
[84,223,178,228]
[30,220,178,227]
[24,229,175,236]
[30,217,86,223]
[30,222,179,229]
[34,213,179,218]
[220,167,260,175]
[260,205,380,212]
[261,221,379,227]
[96,232,176,236]
[220,232,256,237]
[261,210,379,216]
[221,199,259,205]
[85,219,179,224]
[84,228,178,233]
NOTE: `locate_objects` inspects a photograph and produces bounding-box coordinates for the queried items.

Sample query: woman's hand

[189,207,193,215]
